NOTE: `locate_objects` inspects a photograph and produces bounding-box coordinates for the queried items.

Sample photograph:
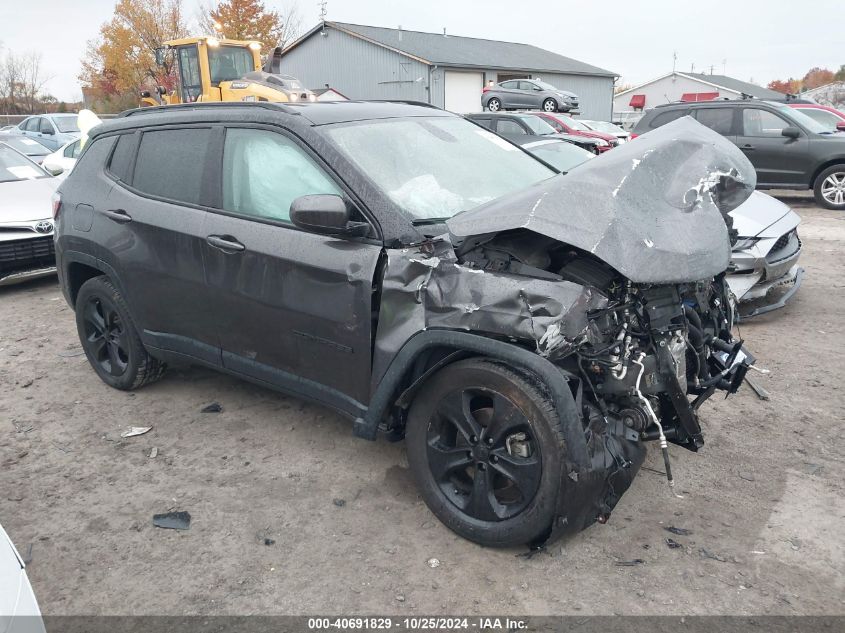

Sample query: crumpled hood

[0,178,58,223]
[729,191,792,238]
[448,116,757,284]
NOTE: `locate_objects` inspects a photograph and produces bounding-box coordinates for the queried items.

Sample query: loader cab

[151,37,262,105]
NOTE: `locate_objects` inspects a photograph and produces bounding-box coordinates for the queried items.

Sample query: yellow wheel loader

[140,36,315,107]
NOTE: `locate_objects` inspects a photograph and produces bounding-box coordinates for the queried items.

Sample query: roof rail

[365,100,441,109]
[118,101,296,118]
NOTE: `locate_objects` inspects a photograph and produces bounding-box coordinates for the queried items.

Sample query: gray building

[278,22,618,120]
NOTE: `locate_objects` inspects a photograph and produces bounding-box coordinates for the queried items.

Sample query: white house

[614,72,786,114]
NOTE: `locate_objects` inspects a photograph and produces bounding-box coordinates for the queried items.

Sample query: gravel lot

[1,193,842,616]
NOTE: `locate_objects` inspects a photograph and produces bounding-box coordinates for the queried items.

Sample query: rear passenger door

[693,107,737,143]
[202,126,382,407]
[98,127,222,365]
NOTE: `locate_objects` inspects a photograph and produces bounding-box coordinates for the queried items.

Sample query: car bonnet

[447,116,756,284]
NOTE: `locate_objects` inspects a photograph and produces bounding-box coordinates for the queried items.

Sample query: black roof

[94,101,451,137]
[652,99,785,110]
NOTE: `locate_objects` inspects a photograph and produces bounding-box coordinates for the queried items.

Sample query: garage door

[445,71,484,114]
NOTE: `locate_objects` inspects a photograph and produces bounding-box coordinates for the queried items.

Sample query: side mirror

[836,122,845,132]
[782,126,801,139]
[140,90,151,98]
[290,195,369,237]
[47,165,64,176]
[154,47,167,66]
[156,86,166,96]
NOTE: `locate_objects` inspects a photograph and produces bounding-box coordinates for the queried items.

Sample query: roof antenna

[443,27,447,36]
[672,50,677,73]
[318,0,327,33]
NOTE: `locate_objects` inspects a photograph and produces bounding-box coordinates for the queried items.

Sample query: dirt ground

[1,193,842,616]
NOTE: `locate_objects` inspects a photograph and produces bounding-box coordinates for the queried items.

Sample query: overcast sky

[0,0,841,103]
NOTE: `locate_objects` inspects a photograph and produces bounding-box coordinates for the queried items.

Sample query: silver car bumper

[0,266,57,287]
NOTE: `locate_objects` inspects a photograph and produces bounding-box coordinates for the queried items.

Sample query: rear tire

[406,358,566,547]
[75,276,166,390]
[487,97,502,112]
[542,98,558,112]
[814,165,845,210]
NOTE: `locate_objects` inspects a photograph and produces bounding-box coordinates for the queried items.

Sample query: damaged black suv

[55,102,756,548]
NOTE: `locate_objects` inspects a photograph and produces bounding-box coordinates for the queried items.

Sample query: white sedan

[42,138,81,177]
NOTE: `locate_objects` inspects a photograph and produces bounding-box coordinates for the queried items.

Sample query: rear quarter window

[650,109,690,128]
[131,127,213,205]
[107,133,137,182]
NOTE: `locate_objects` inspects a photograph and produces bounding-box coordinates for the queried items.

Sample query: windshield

[325,116,555,220]
[533,80,557,91]
[0,145,49,182]
[2,136,50,155]
[769,102,830,134]
[554,114,589,131]
[797,108,841,131]
[209,45,255,83]
[53,116,79,133]
[525,141,594,173]
[519,115,558,135]
[583,120,621,134]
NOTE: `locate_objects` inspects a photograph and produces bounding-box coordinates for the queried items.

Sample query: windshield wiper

[411,217,450,226]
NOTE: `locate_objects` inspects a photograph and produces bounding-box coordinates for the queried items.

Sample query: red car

[531,112,618,152]
[789,103,845,131]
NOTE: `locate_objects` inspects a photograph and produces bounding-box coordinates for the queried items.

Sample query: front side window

[324,116,554,221]
[497,119,527,135]
[694,108,734,135]
[222,128,341,223]
[40,118,54,134]
[208,45,254,84]
[742,109,788,137]
[519,115,556,135]
[64,140,81,158]
[519,81,539,91]
[132,128,212,205]
[177,45,202,102]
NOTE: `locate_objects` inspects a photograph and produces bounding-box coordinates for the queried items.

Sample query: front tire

[406,358,565,547]
[542,98,558,112]
[814,165,845,210]
[75,276,166,390]
[486,97,502,112]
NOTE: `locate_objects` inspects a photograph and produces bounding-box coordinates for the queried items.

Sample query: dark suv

[632,99,845,209]
[55,103,755,548]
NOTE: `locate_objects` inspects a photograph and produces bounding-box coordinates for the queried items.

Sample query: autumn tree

[767,78,802,94]
[802,67,835,90]
[197,0,302,50]
[80,0,187,102]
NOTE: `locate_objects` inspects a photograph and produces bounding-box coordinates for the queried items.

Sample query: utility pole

[722,59,727,74]
[709,64,715,75]
[318,0,327,22]
[672,51,677,73]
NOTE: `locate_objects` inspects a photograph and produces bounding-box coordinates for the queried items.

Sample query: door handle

[102,208,132,223]
[206,235,245,253]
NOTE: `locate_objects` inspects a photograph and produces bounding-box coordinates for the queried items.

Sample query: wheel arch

[357,330,590,468]
[809,159,845,189]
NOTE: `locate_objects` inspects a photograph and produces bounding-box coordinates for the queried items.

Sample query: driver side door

[202,126,382,408]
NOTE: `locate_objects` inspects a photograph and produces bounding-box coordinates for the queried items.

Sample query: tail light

[51,191,62,220]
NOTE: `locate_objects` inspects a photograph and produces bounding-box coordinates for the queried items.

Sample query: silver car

[727,191,803,320]
[482,79,578,113]
[0,142,59,286]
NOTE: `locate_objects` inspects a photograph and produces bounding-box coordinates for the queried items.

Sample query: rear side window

[469,117,493,130]
[650,109,689,128]
[132,128,212,205]
[108,134,136,182]
[694,108,734,135]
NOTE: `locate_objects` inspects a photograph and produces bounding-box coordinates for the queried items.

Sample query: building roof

[615,72,786,101]
[684,73,785,100]
[285,21,617,78]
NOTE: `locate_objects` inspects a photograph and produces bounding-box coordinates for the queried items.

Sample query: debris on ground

[148,447,158,459]
[57,348,85,358]
[264,538,275,546]
[121,426,152,438]
[665,526,692,535]
[426,558,440,568]
[22,543,32,565]
[333,498,346,507]
[152,511,191,530]
[615,559,645,566]
[803,463,823,476]
[201,402,223,413]
[738,472,756,482]
[699,548,726,562]
[666,538,682,549]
